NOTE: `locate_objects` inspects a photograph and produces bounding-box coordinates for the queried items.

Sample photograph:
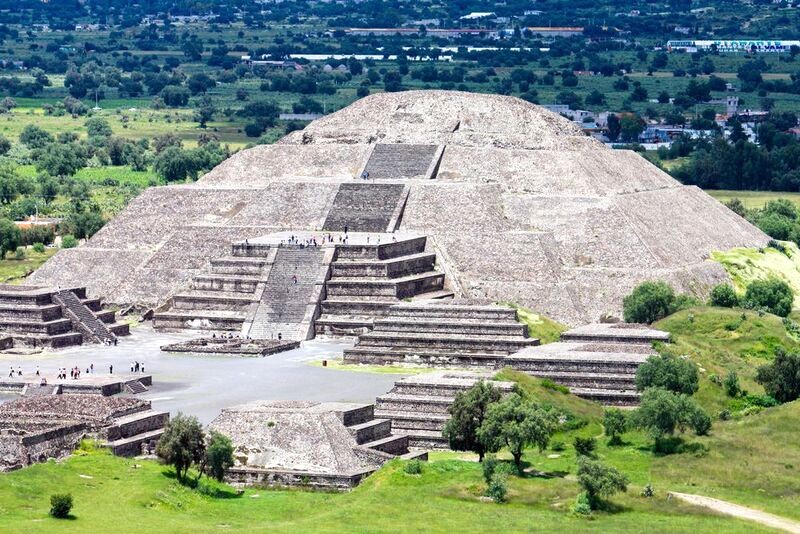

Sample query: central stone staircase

[316,236,453,335]
[340,403,428,459]
[342,302,538,366]
[322,183,407,232]
[245,247,327,341]
[53,290,116,344]
[361,144,441,180]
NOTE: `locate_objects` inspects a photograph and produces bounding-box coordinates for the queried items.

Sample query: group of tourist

[130,361,144,373]
[57,366,90,380]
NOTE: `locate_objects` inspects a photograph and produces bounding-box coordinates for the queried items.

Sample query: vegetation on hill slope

[503,304,567,344]
[712,243,800,308]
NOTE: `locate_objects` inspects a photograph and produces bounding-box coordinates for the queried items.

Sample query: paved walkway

[669,492,800,533]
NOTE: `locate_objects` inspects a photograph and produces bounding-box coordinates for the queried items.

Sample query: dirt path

[669,492,800,533]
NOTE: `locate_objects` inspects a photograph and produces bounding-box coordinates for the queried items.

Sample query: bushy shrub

[486,472,508,503]
[13,246,24,260]
[572,491,592,515]
[689,408,712,436]
[641,484,655,498]
[61,235,78,249]
[603,408,627,445]
[623,281,675,324]
[724,371,741,398]
[744,278,793,317]
[576,458,628,509]
[573,436,597,458]
[540,378,569,394]
[403,459,423,475]
[32,242,46,253]
[49,493,73,518]
[635,353,699,395]
[756,348,800,403]
[709,283,739,308]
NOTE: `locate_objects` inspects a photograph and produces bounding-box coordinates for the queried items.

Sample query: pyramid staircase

[339,403,428,459]
[360,143,442,180]
[0,285,129,349]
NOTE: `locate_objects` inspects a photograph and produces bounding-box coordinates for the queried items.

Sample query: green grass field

[706,190,800,210]
[0,248,57,284]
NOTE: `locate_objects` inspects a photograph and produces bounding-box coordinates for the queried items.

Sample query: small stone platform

[209,400,426,490]
[160,337,300,356]
[0,394,168,470]
[0,373,152,397]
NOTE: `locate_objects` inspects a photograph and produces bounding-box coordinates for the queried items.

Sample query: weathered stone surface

[28,91,768,325]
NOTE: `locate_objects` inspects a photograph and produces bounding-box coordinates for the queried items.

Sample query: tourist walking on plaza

[109,364,113,374]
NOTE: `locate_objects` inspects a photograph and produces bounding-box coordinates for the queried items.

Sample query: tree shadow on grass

[160,468,242,499]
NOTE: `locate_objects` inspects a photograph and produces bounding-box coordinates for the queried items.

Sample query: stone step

[355,331,538,353]
[11,332,84,348]
[373,410,449,432]
[326,272,445,299]
[409,290,455,301]
[0,317,73,335]
[330,252,436,279]
[322,182,407,233]
[508,354,645,375]
[153,310,246,331]
[0,290,53,306]
[362,144,439,180]
[314,315,373,336]
[109,322,131,336]
[395,429,449,449]
[376,393,455,415]
[0,303,62,321]
[361,433,409,455]
[193,274,261,293]
[372,317,527,337]
[388,303,518,321]
[346,418,392,445]
[81,298,102,312]
[211,257,270,275]
[171,291,254,312]
[336,403,375,426]
[125,380,149,394]
[530,371,637,389]
[391,380,515,397]
[106,410,168,441]
[569,387,641,407]
[399,450,430,461]
[106,428,165,457]
[94,310,116,324]
[343,346,508,367]
[320,298,397,316]
[334,236,427,261]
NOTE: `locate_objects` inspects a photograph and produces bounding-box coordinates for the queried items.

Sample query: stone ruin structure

[0,395,168,470]
[26,91,769,327]
[208,400,427,490]
[0,285,129,349]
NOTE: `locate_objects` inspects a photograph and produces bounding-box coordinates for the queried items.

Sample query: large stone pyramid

[29,91,767,325]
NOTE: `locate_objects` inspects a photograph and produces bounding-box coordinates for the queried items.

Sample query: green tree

[34,143,87,177]
[154,146,200,182]
[0,134,10,156]
[0,218,21,258]
[619,113,645,142]
[607,113,621,141]
[709,283,739,308]
[442,380,502,461]
[204,431,235,482]
[603,408,627,445]
[156,413,206,481]
[477,393,556,470]
[576,458,628,510]
[19,124,53,149]
[85,117,112,138]
[635,353,699,395]
[623,281,676,323]
[744,278,793,317]
[756,348,800,403]
[61,235,78,249]
[49,493,73,519]
[629,388,711,451]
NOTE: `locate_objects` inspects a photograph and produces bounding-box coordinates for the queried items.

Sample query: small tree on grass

[61,235,78,249]
[442,380,502,462]
[756,348,800,403]
[49,493,73,518]
[744,278,793,317]
[623,281,675,324]
[576,458,628,510]
[156,413,206,482]
[629,388,711,453]
[204,431,235,482]
[0,218,22,258]
[573,436,596,458]
[477,393,556,470]
[635,353,699,395]
[724,371,741,398]
[603,408,627,445]
[709,283,739,308]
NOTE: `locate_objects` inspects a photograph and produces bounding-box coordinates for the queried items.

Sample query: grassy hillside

[502,303,567,344]
[706,190,800,211]
[655,307,798,413]
[712,243,800,308]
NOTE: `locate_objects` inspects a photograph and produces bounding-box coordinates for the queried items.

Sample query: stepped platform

[508,338,658,406]
[560,322,670,345]
[0,374,153,396]
[209,400,425,490]
[342,301,536,367]
[373,371,515,449]
[361,143,441,180]
[161,336,300,356]
[0,285,128,350]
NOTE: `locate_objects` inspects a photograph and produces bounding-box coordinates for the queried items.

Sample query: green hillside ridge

[502,303,567,344]
[712,242,800,309]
